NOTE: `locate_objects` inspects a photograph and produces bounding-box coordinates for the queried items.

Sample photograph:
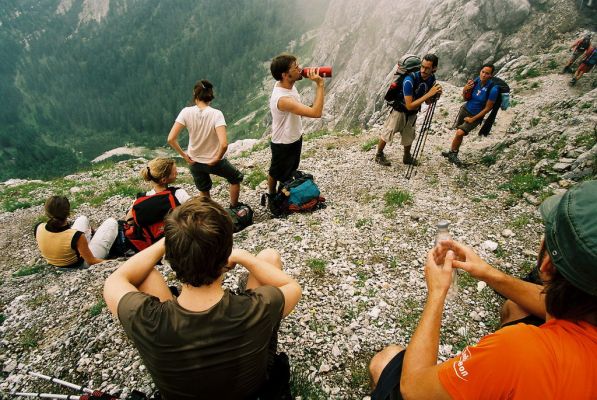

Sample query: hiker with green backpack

[376,54,442,166]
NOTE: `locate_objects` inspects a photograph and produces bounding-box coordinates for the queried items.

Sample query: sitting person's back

[104,197,301,399]
[36,195,117,267]
[125,157,191,252]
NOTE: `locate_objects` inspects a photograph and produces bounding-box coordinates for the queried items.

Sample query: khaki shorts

[380,110,417,146]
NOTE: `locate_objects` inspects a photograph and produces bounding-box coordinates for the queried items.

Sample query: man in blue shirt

[442,63,499,166]
[376,54,442,166]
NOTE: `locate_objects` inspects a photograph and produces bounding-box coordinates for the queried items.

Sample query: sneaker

[570,77,577,86]
[375,153,391,166]
[441,150,451,158]
[563,66,572,74]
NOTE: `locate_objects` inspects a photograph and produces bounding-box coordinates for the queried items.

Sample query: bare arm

[404,83,442,111]
[400,250,453,400]
[439,240,546,318]
[76,235,103,266]
[206,125,228,166]
[465,99,495,123]
[229,249,301,317]
[278,71,325,118]
[167,122,195,165]
[103,239,171,316]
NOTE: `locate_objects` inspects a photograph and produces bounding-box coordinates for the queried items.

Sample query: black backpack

[226,202,254,233]
[578,37,591,52]
[479,77,510,137]
[384,55,422,115]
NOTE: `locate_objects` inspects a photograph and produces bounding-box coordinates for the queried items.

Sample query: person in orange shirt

[369,180,597,400]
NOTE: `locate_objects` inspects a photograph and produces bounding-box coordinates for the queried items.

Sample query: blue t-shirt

[403,71,436,103]
[466,78,499,115]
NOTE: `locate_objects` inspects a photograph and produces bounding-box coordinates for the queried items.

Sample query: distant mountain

[0,0,327,180]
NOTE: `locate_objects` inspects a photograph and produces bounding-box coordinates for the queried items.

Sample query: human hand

[226,248,249,271]
[435,239,493,281]
[464,79,474,91]
[308,68,324,85]
[425,248,455,296]
[184,154,196,165]
[431,83,442,96]
[464,116,474,124]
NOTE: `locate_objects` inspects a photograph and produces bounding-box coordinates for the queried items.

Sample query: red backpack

[124,187,180,252]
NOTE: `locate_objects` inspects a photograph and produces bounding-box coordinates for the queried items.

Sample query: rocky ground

[0,58,595,399]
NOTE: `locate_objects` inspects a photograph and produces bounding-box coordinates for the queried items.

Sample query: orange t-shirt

[437,319,597,399]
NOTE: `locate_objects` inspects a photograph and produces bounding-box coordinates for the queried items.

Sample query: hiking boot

[403,152,418,165]
[570,77,577,86]
[375,152,391,166]
[563,66,572,74]
[442,150,462,166]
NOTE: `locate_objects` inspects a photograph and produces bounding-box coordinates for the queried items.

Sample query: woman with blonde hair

[35,196,118,268]
[124,157,191,252]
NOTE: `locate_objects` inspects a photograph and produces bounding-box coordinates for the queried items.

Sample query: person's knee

[369,344,404,387]
[257,248,282,269]
[500,299,528,325]
[456,129,466,138]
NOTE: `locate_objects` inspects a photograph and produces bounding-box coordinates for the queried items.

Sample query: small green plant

[361,137,379,152]
[494,245,507,259]
[530,117,541,127]
[88,180,140,206]
[306,259,326,276]
[511,215,530,229]
[27,294,51,309]
[293,235,302,242]
[384,189,412,208]
[290,367,327,399]
[574,132,597,148]
[580,102,592,109]
[304,129,329,141]
[89,299,107,317]
[355,218,371,228]
[349,358,372,392]
[480,154,497,166]
[0,314,6,325]
[244,168,267,190]
[20,328,41,349]
[499,171,547,198]
[13,265,45,277]
[526,68,541,78]
[547,60,558,70]
[530,82,540,89]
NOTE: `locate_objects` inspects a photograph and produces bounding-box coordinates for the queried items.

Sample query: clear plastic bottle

[436,220,457,300]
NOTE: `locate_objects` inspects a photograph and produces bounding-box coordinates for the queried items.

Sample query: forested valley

[0,0,327,180]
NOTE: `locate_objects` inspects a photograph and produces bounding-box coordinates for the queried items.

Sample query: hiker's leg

[245,248,283,290]
[377,138,387,154]
[451,129,466,152]
[88,217,118,259]
[137,268,174,302]
[369,344,405,389]
[499,299,534,326]
[72,215,93,242]
[267,175,277,195]
[229,183,240,207]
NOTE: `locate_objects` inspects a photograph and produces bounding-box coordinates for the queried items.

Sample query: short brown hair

[164,197,233,287]
[270,53,296,81]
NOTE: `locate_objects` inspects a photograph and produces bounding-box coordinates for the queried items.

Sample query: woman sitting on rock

[125,157,191,219]
[35,196,118,268]
[124,157,191,252]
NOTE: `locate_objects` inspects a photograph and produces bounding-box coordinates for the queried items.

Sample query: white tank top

[269,83,302,144]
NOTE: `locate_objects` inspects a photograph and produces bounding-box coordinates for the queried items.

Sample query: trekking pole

[11,371,119,400]
[405,97,438,180]
[12,392,85,399]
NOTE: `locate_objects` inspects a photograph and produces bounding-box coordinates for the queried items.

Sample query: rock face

[295,0,586,132]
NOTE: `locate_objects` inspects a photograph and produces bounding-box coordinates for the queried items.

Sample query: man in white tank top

[267,53,326,210]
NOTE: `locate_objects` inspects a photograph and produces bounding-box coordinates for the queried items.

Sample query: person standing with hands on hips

[266,53,326,214]
[168,80,244,210]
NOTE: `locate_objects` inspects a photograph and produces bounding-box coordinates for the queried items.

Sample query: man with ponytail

[168,80,244,209]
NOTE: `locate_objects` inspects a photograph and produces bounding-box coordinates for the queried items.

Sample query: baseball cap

[539,180,597,295]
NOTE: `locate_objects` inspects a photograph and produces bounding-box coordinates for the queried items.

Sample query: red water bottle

[300,66,333,78]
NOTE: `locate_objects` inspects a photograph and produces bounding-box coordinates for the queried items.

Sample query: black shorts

[371,350,406,400]
[501,314,545,328]
[454,105,482,135]
[190,159,243,192]
[269,138,302,182]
